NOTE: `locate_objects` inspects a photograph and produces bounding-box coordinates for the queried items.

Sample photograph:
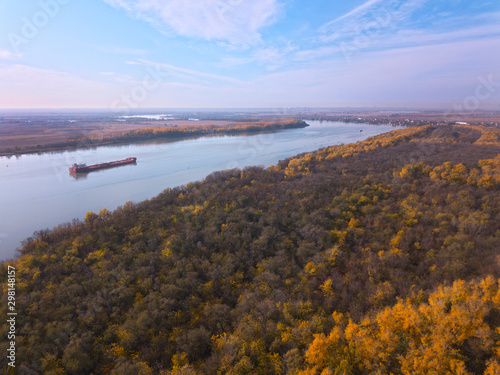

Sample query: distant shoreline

[2,110,499,157]
[0,119,308,157]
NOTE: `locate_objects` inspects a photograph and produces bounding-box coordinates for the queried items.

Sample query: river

[0,121,397,260]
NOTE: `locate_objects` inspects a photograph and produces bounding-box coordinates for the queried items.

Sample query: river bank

[0,119,308,157]
[0,121,396,260]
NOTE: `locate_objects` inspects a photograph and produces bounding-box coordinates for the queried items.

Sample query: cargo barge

[69,157,137,173]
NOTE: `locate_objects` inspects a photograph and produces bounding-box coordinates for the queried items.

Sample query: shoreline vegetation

[2,110,499,157]
[0,119,308,157]
[2,124,500,373]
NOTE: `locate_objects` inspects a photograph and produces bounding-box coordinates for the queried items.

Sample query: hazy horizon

[0,107,498,114]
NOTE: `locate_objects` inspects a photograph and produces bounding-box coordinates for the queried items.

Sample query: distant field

[1,111,499,156]
[0,119,234,155]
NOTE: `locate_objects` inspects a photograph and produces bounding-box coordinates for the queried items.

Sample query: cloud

[100,71,136,84]
[216,56,254,68]
[318,0,428,44]
[292,46,340,62]
[134,59,245,85]
[94,45,149,55]
[307,0,500,68]
[216,43,296,71]
[377,24,500,49]
[324,0,384,27]
[103,0,281,46]
[293,19,500,65]
[0,49,21,60]
[1,31,498,110]
[255,36,500,108]
[252,43,296,70]
[114,36,500,109]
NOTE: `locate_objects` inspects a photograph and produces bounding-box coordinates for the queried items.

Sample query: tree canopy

[1,124,500,374]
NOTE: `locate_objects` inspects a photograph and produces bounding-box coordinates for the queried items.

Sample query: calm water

[0,121,397,260]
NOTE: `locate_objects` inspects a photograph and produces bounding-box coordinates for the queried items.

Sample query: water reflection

[69,172,88,180]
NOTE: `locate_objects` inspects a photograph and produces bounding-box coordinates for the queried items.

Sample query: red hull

[69,157,136,173]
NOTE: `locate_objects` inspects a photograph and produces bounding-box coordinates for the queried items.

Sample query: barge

[69,157,137,173]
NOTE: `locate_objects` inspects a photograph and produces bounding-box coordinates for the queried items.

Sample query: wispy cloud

[102,0,281,47]
[100,71,136,84]
[319,0,427,42]
[216,56,254,68]
[252,43,296,70]
[94,44,149,56]
[0,49,21,60]
[135,59,246,85]
[377,24,500,49]
[246,35,500,109]
[324,0,384,27]
[292,46,340,62]
[307,0,500,66]
[216,43,296,70]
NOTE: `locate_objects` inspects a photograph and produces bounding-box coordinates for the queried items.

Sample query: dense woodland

[1,124,500,374]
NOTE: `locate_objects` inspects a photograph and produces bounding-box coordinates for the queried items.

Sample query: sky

[0,0,499,110]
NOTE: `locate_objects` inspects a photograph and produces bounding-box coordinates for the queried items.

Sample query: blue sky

[0,0,499,109]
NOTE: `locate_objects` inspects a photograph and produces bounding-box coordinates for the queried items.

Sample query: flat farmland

[0,119,234,154]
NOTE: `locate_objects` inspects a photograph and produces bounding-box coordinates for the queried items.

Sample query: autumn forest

[2,124,500,374]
